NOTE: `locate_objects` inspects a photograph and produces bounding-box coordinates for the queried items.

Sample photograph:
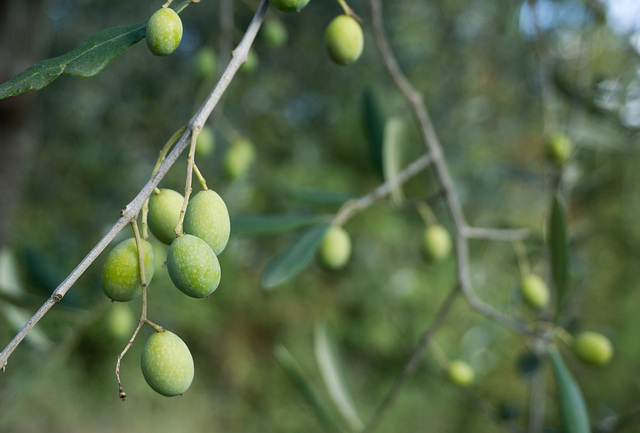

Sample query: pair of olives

[149,188,230,298]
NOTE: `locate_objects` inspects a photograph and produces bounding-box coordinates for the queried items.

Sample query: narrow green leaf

[0,20,147,100]
[549,194,569,314]
[363,89,386,178]
[549,348,591,433]
[314,319,364,432]
[261,223,331,289]
[382,117,406,205]
[274,345,344,433]
[231,214,330,237]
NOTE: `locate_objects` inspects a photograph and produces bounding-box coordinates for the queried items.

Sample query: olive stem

[115,220,148,400]
[333,153,433,226]
[193,162,208,190]
[0,0,270,372]
[174,127,200,237]
[336,0,361,22]
[143,126,187,240]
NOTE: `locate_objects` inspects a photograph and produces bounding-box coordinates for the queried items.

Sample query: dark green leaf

[0,20,147,100]
[231,214,330,237]
[274,345,344,433]
[315,319,364,432]
[362,89,386,178]
[261,223,331,290]
[549,194,569,315]
[549,348,591,433]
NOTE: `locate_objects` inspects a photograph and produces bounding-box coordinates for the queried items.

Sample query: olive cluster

[100,187,230,396]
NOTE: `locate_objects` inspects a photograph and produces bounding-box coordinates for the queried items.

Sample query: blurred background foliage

[1,0,640,432]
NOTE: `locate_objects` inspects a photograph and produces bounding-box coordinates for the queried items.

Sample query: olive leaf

[0,20,147,100]
[314,319,364,432]
[549,194,569,315]
[261,222,331,290]
[274,345,344,433]
[363,89,386,178]
[231,214,330,237]
[549,347,591,433]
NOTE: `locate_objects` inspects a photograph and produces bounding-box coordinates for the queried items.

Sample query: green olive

[519,274,550,310]
[148,188,185,245]
[141,330,194,397]
[195,126,216,158]
[422,224,452,263]
[547,133,573,165]
[146,8,183,56]
[269,0,310,13]
[317,225,351,270]
[183,190,231,255]
[224,138,255,180]
[167,234,221,298]
[572,332,613,366]
[194,48,218,81]
[447,360,474,386]
[102,237,155,302]
[325,15,364,66]
[261,19,288,48]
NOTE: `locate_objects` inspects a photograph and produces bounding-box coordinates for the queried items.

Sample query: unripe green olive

[224,138,256,180]
[195,126,216,158]
[184,190,231,255]
[572,331,613,366]
[447,360,474,386]
[519,274,550,310]
[102,238,155,302]
[141,330,194,397]
[167,234,221,298]
[146,8,183,56]
[105,303,136,340]
[422,224,452,263]
[261,19,288,48]
[194,47,218,81]
[148,188,185,245]
[318,225,351,270]
[325,15,364,66]
[547,133,573,165]
[269,0,310,13]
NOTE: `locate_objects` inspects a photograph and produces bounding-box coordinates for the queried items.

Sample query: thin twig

[362,286,460,433]
[369,0,528,335]
[462,226,529,241]
[0,0,270,372]
[333,153,432,226]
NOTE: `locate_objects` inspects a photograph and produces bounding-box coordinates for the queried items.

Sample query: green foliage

[262,222,331,289]
[0,21,146,100]
[549,348,591,433]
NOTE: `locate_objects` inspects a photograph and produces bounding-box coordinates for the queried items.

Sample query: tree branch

[0,0,270,372]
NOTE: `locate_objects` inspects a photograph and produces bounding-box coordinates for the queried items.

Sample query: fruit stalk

[0,0,270,372]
